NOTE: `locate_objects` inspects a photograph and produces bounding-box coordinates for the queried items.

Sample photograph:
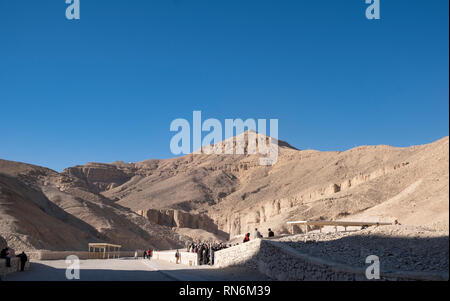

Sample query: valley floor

[3,257,269,281]
[3,225,449,281]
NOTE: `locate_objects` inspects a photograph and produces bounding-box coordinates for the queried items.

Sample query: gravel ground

[275,225,449,275]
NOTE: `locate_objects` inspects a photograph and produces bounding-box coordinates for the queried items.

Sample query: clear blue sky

[0,0,448,172]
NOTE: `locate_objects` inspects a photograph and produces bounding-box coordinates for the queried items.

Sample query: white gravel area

[275,225,449,275]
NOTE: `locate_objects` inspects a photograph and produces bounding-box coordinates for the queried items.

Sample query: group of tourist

[132,228,277,266]
[186,242,230,265]
[0,247,28,271]
[187,242,229,253]
[243,228,275,243]
[141,249,153,259]
[133,249,154,260]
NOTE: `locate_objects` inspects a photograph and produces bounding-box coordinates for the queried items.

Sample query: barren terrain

[1,133,448,253]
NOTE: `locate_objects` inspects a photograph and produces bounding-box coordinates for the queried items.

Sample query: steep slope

[0,160,189,252]
[0,172,100,251]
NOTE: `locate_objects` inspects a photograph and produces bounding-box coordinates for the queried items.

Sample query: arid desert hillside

[1,134,448,251]
[63,133,449,238]
[0,160,190,252]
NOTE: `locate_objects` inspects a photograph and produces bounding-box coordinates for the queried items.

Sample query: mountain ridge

[1,135,448,251]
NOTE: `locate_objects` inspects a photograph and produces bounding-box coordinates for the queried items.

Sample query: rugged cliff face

[63,162,136,193]
[136,209,219,234]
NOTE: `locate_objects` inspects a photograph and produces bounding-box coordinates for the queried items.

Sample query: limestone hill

[0,160,189,252]
[62,133,449,238]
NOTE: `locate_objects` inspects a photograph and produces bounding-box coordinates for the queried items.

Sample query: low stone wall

[152,250,199,266]
[256,240,371,281]
[27,251,90,260]
[213,239,448,281]
[27,250,137,260]
[0,257,31,279]
[214,240,261,269]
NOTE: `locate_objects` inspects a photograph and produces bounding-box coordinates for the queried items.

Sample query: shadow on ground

[3,260,269,281]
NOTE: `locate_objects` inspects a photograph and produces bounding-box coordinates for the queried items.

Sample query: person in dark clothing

[175,250,180,264]
[202,248,208,265]
[16,252,28,271]
[143,250,147,259]
[268,228,275,237]
[0,248,11,268]
[197,247,203,265]
[243,233,250,243]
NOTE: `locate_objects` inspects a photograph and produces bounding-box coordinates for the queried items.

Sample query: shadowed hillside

[0,160,190,252]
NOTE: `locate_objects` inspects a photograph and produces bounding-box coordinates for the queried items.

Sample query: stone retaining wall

[214,239,261,269]
[213,239,448,281]
[152,250,199,266]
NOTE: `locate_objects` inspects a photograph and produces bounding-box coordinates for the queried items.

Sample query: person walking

[175,250,180,264]
[16,252,28,272]
[243,233,250,243]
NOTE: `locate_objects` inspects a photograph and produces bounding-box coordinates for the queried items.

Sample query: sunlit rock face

[136,209,219,234]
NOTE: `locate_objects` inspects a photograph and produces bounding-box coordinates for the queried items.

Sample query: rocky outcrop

[136,209,219,234]
[62,162,135,192]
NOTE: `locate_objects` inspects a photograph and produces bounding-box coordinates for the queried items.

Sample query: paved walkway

[3,258,269,281]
